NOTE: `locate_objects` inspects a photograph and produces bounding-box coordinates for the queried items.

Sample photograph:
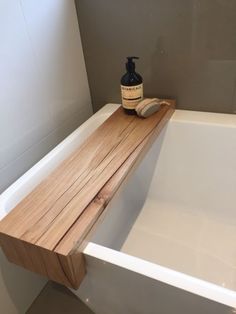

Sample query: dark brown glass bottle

[121,57,143,115]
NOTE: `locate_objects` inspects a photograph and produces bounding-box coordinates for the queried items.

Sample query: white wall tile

[0,0,92,189]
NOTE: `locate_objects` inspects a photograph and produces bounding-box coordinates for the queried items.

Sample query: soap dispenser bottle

[121,57,143,115]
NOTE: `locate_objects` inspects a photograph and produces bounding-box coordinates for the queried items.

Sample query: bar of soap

[136,98,161,118]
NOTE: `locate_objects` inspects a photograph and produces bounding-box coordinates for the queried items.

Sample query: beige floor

[27,282,94,314]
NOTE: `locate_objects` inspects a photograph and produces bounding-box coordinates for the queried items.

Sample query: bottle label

[121,84,143,109]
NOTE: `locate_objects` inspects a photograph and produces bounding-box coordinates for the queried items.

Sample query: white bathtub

[1,104,236,314]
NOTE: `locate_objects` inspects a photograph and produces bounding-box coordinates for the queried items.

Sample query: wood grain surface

[0,101,175,288]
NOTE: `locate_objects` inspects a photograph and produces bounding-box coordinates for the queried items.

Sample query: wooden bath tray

[0,101,175,289]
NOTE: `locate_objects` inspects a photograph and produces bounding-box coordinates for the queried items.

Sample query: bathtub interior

[89,110,236,293]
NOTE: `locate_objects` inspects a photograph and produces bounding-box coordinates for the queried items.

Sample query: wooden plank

[0,101,175,288]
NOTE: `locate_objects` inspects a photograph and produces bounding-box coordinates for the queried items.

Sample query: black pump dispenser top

[126,56,139,72]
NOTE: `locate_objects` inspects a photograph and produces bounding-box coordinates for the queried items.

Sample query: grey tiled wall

[76,0,236,113]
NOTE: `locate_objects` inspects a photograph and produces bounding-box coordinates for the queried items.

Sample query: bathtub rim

[1,104,236,308]
[82,241,236,309]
